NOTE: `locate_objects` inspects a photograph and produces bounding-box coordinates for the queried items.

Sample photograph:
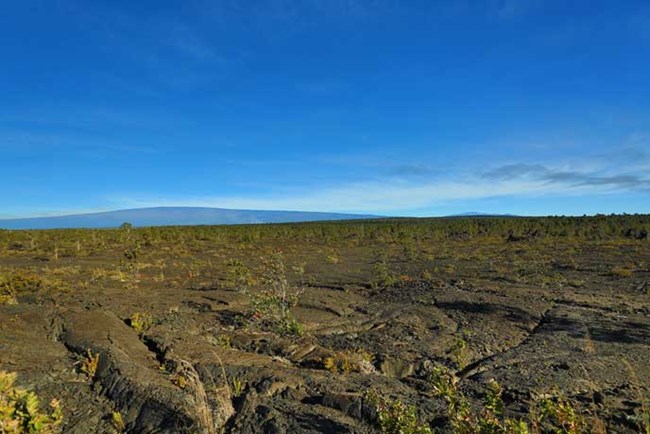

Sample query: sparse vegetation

[366,390,432,434]
[451,334,470,370]
[79,349,100,381]
[230,377,245,397]
[0,215,648,432]
[119,242,140,288]
[224,259,253,292]
[430,366,593,434]
[322,349,374,374]
[248,250,304,336]
[170,372,188,390]
[0,272,42,305]
[110,410,125,433]
[371,258,397,289]
[215,334,232,349]
[129,312,153,335]
[0,371,62,433]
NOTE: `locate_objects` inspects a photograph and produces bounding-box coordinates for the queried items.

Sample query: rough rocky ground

[0,225,648,433]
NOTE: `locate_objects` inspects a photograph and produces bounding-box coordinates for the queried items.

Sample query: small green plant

[322,349,374,374]
[170,372,188,389]
[215,334,232,349]
[80,349,100,381]
[277,315,304,336]
[230,377,245,397]
[110,410,125,433]
[536,394,586,434]
[430,366,475,433]
[430,366,589,434]
[430,366,459,399]
[371,259,397,289]
[366,390,432,434]
[0,370,63,433]
[119,243,140,287]
[451,333,470,370]
[118,222,133,243]
[0,290,17,305]
[225,259,253,292]
[248,250,304,336]
[129,312,153,335]
[0,271,42,305]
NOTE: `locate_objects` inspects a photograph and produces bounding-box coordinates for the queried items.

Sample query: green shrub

[322,349,374,374]
[0,370,63,433]
[535,395,586,434]
[366,391,432,434]
[79,349,100,381]
[110,410,125,433]
[119,243,140,287]
[225,259,253,292]
[451,334,470,370]
[129,312,153,335]
[215,334,232,349]
[431,366,588,434]
[230,377,245,397]
[277,315,304,336]
[249,250,304,336]
[371,260,397,289]
[0,272,42,305]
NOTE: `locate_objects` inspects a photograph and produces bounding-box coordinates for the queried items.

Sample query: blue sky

[1,0,649,218]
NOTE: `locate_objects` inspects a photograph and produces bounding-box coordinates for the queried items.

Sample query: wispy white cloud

[110,170,647,215]
[483,164,650,190]
[106,144,650,214]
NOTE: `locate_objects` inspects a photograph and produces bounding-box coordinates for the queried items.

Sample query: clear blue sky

[2,0,649,218]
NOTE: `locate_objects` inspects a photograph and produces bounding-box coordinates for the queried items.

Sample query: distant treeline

[0,215,648,253]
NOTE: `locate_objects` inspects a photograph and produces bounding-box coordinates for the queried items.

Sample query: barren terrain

[1,217,648,433]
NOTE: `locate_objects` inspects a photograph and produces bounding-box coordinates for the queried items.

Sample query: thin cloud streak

[111,175,635,215]
[482,163,650,191]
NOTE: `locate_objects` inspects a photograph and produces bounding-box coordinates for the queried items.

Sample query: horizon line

[2,205,648,222]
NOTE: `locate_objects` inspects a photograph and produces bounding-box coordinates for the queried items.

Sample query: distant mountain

[0,207,380,230]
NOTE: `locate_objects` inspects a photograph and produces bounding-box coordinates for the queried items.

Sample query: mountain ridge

[0,207,380,230]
